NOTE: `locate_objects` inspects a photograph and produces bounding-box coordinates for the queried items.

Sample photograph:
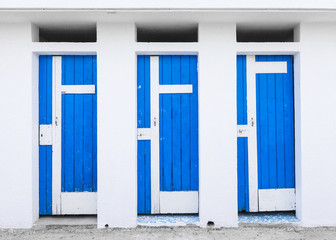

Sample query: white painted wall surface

[97,23,137,228]
[1,11,336,229]
[299,23,336,226]
[0,23,38,228]
[198,23,238,227]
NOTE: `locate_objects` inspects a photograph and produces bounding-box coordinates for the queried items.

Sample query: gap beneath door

[239,212,299,224]
[137,215,199,227]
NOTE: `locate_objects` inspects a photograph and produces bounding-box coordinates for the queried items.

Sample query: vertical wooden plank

[74,56,84,192]
[172,56,182,191]
[39,146,47,214]
[137,140,145,214]
[256,57,262,191]
[83,56,94,191]
[137,56,145,128]
[92,56,98,192]
[237,55,244,211]
[237,55,248,125]
[284,55,295,188]
[46,56,53,126]
[161,56,173,191]
[256,55,270,189]
[39,56,47,214]
[275,55,286,188]
[159,56,163,191]
[46,56,53,214]
[237,55,249,212]
[266,56,277,189]
[137,55,151,214]
[181,56,191,191]
[190,55,199,191]
[242,56,249,211]
[62,56,75,192]
[144,56,151,213]
[144,141,151,213]
[137,55,145,213]
[237,55,245,211]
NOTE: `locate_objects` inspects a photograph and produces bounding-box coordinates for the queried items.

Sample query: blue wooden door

[39,55,97,215]
[137,55,198,214]
[237,55,295,212]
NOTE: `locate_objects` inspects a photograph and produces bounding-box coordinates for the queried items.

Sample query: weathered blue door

[237,55,295,212]
[137,55,199,214]
[39,56,97,215]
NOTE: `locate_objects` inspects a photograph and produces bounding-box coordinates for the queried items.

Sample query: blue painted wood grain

[137,56,151,214]
[159,55,199,192]
[61,56,97,193]
[190,56,199,191]
[74,56,84,191]
[92,57,97,192]
[256,55,295,189]
[39,55,53,215]
[62,56,75,192]
[237,55,249,212]
[181,56,191,190]
[83,56,94,191]
[171,56,182,191]
[161,56,173,191]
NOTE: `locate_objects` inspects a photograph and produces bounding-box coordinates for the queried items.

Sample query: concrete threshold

[34,215,97,229]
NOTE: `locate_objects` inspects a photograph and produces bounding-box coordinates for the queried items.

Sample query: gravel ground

[1,225,336,240]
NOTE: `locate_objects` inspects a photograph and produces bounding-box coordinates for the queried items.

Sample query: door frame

[136,54,199,214]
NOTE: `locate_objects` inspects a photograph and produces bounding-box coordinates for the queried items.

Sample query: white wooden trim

[150,56,160,214]
[159,84,193,94]
[39,124,53,145]
[61,192,97,215]
[253,62,287,74]
[246,55,288,212]
[61,85,95,94]
[137,128,151,140]
[236,43,300,55]
[258,188,296,212]
[159,191,198,214]
[52,56,62,215]
[237,125,249,137]
[246,55,259,212]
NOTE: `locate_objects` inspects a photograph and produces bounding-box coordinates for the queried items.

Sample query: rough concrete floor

[1,225,336,240]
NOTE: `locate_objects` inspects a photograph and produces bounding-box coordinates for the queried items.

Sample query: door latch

[153,117,157,127]
[40,125,53,145]
[251,117,255,127]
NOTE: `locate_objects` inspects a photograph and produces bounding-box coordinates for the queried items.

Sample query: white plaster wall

[299,23,336,226]
[2,14,336,229]
[96,23,137,228]
[0,23,38,228]
[198,23,238,227]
